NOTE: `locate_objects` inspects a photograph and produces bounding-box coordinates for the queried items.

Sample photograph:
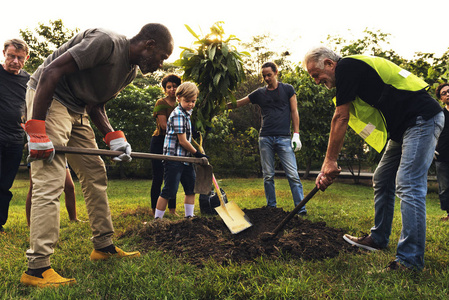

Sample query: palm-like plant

[175,22,249,135]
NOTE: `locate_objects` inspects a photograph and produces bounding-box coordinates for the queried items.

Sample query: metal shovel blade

[194,164,213,195]
[212,174,252,234]
[215,202,252,234]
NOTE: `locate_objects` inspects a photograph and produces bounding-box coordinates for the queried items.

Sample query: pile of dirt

[121,207,358,267]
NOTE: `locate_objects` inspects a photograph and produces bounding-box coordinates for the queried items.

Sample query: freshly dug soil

[121,207,358,267]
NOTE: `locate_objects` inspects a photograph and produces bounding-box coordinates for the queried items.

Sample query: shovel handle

[212,174,226,207]
[270,186,319,236]
[54,145,209,165]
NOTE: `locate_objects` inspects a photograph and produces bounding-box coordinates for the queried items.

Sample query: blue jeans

[0,142,24,226]
[259,136,305,212]
[436,161,449,212]
[370,112,444,270]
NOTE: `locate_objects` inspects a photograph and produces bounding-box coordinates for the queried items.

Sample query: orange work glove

[23,119,55,163]
[104,131,132,162]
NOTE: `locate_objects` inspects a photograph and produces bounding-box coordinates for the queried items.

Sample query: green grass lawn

[1,176,449,299]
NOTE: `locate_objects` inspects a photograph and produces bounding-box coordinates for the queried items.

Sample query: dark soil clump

[121,207,358,267]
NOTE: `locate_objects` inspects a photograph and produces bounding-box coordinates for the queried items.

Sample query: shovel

[260,186,319,240]
[212,174,252,234]
[53,145,213,195]
[192,135,252,234]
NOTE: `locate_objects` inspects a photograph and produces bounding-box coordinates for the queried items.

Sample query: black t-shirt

[436,108,449,162]
[248,82,295,137]
[0,65,30,144]
[335,58,442,142]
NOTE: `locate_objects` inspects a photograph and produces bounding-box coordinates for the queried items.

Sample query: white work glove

[104,131,132,162]
[291,132,302,152]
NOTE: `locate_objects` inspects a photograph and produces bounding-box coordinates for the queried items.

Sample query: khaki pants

[26,89,114,269]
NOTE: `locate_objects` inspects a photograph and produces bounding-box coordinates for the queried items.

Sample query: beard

[137,57,157,74]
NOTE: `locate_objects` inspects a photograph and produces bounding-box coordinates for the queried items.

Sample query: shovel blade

[194,164,213,195]
[215,201,252,234]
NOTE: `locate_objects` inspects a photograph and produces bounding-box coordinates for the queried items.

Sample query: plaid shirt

[163,104,193,160]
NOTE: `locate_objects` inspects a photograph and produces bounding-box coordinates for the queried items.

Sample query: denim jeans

[259,136,305,212]
[436,161,449,212]
[371,112,444,270]
[0,142,24,227]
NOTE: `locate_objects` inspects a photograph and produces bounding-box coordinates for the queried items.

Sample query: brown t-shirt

[28,28,138,114]
[152,98,177,136]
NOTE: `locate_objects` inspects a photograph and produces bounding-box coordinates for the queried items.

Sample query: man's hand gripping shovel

[192,134,252,234]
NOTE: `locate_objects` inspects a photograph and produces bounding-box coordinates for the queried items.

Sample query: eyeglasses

[441,90,449,96]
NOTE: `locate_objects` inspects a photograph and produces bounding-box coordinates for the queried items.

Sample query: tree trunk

[303,158,312,179]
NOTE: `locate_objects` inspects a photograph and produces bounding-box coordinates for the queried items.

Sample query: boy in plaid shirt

[154,82,207,219]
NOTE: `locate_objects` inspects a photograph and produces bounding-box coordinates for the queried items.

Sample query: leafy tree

[328,29,402,64]
[239,34,276,76]
[20,19,79,73]
[175,21,249,134]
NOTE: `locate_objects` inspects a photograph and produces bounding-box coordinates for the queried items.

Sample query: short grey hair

[303,46,341,70]
[4,38,29,55]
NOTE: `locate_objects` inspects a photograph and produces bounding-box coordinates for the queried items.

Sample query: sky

[1,0,448,65]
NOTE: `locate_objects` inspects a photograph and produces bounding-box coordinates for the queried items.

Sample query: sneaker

[343,234,382,251]
[90,246,140,261]
[20,268,76,287]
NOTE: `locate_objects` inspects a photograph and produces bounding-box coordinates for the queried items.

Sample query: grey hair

[303,46,341,70]
[4,38,29,55]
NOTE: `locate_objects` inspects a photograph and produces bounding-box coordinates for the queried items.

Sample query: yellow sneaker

[90,246,140,261]
[20,268,76,287]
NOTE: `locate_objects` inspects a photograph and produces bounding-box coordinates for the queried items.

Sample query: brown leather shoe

[343,234,382,251]
[441,215,449,221]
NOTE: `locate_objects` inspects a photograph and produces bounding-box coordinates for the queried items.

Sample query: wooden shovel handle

[271,186,319,236]
[54,145,209,165]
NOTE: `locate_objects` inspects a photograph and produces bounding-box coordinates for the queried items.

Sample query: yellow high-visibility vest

[335,55,428,153]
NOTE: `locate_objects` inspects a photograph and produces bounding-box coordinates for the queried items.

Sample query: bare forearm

[291,112,300,133]
[88,105,114,136]
[177,133,198,154]
[179,139,197,154]
[325,112,349,162]
[32,71,61,120]
[290,95,300,133]
[227,96,250,109]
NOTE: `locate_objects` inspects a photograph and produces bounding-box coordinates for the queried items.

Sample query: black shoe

[368,260,413,274]
[381,261,413,272]
[0,225,4,233]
